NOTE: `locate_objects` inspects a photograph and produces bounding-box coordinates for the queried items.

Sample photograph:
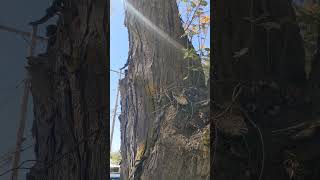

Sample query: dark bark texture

[119,0,209,180]
[25,0,109,179]
[213,0,320,180]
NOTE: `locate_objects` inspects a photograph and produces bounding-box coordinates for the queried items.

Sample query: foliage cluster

[177,0,210,82]
[111,151,122,164]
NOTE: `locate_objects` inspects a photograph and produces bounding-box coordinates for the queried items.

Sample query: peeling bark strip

[120,0,209,180]
[26,0,108,180]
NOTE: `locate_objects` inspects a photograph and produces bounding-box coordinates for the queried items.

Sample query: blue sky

[110,0,127,153]
[0,0,54,178]
[110,0,210,153]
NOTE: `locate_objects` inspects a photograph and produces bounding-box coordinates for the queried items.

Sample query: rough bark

[25,0,108,179]
[213,0,320,180]
[119,0,209,180]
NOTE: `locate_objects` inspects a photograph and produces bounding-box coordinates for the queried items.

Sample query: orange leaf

[200,16,210,24]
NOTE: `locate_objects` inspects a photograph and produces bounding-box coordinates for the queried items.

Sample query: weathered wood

[0,24,47,41]
[26,1,109,180]
[111,70,121,150]
[11,25,38,180]
[212,0,320,180]
[10,80,30,180]
[120,0,209,180]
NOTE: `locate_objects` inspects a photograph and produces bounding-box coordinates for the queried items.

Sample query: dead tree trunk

[119,0,209,180]
[26,0,109,180]
[213,0,320,179]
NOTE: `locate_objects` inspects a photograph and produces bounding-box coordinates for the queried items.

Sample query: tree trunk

[213,0,320,179]
[119,0,209,180]
[26,0,109,179]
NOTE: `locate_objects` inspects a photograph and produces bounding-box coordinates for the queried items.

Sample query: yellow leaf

[136,143,145,161]
[200,16,210,24]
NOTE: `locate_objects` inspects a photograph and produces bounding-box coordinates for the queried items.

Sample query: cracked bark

[119,0,209,180]
[25,0,108,180]
[213,0,320,180]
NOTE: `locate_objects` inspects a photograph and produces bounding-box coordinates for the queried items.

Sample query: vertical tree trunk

[26,0,109,179]
[213,0,320,180]
[119,0,209,180]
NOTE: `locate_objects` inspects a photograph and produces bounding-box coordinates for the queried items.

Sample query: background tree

[110,151,122,165]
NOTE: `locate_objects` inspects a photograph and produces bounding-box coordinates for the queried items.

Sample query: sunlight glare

[125,2,185,50]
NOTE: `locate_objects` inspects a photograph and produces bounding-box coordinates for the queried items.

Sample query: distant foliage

[111,151,122,164]
[177,0,210,82]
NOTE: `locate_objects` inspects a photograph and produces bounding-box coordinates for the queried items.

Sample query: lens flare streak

[125,2,185,50]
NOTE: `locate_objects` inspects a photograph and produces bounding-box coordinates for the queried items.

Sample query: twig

[0,128,102,177]
[184,0,204,33]
[212,83,242,120]
[272,120,320,134]
[239,106,265,180]
[0,160,36,176]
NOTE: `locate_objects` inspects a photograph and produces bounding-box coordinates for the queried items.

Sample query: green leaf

[200,0,208,6]
[191,1,196,8]
[196,10,204,16]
